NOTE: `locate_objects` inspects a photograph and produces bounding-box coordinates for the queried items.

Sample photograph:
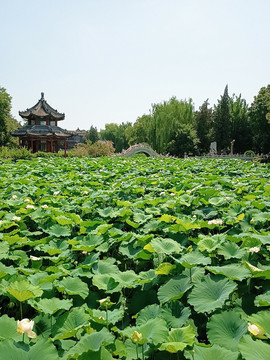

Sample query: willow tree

[149,97,195,154]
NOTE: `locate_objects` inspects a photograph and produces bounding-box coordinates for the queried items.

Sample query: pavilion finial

[41,92,44,99]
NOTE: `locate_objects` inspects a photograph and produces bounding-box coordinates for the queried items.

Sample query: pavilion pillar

[64,138,67,158]
[35,139,39,153]
[31,138,33,153]
[50,138,53,153]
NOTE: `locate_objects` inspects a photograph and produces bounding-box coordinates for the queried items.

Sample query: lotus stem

[136,343,139,360]
[105,305,108,328]
[20,302,23,320]
[141,343,145,360]
[247,278,251,294]
[50,315,53,336]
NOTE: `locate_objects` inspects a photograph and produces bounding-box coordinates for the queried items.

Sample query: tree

[126,114,152,145]
[229,94,251,153]
[100,122,132,153]
[0,87,11,147]
[213,85,231,153]
[151,97,194,154]
[85,125,99,144]
[249,84,270,153]
[167,123,198,157]
[194,99,213,154]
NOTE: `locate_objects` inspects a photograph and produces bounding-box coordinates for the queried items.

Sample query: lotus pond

[0,156,270,359]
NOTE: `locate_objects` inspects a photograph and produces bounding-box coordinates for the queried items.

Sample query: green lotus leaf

[245,262,270,279]
[55,216,74,225]
[150,237,183,255]
[161,302,191,328]
[188,275,237,313]
[9,250,29,267]
[115,270,138,288]
[92,274,120,293]
[133,212,152,224]
[238,334,270,360]
[192,344,239,360]
[0,315,22,341]
[69,234,103,252]
[2,234,27,245]
[217,241,246,259]
[0,338,59,360]
[158,276,192,304]
[0,340,28,360]
[207,310,247,351]
[159,325,195,353]
[27,338,59,360]
[182,266,205,283]
[171,219,201,232]
[96,224,113,235]
[79,346,114,360]
[46,224,71,237]
[136,304,162,326]
[248,311,270,337]
[126,219,141,228]
[91,308,124,325]
[0,262,17,279]
[56,277,89,299]
[6,280,43,302]
[209,197,226,206]
[98,207,116,218]
[92,258,119,274]
[155,262,176,275]
[142,220,162,233]
[254,291,270,307]
[206,264,251,281]
[0,242,9,259]
[138,318,169,346]
[53,307,90,340]
[33,313,53,338]
[33,298,73,315]
[64,328,114,360]
[159,214,176,223]
[197,237,221,253]
[137,269,156,284]
[177,251,211,269]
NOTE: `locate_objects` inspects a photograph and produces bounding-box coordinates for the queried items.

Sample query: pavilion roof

[19,93,65,120]
[11,125,72,138]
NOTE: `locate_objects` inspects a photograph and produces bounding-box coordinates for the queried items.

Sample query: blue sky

[1,0,269,130]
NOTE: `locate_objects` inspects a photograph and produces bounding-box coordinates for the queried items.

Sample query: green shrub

[68,140,115,157]
[0,146,32,160]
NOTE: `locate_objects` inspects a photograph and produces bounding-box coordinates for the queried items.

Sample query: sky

[1,0,270,131]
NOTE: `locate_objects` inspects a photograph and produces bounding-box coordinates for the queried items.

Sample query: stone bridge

[121,144,160,158]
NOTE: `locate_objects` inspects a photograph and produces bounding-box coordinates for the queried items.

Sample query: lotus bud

[131,330,142,344]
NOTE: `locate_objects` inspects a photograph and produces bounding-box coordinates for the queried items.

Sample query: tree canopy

[0,87,20,147]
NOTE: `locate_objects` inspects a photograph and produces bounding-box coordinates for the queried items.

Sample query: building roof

[11,125,72,138]
[19,93,65,121]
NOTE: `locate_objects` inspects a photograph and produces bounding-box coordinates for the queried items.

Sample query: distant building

[11,93,71,156]
[66,129,87,149]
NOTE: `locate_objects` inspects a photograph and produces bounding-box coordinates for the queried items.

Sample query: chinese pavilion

[11,93,71,156]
